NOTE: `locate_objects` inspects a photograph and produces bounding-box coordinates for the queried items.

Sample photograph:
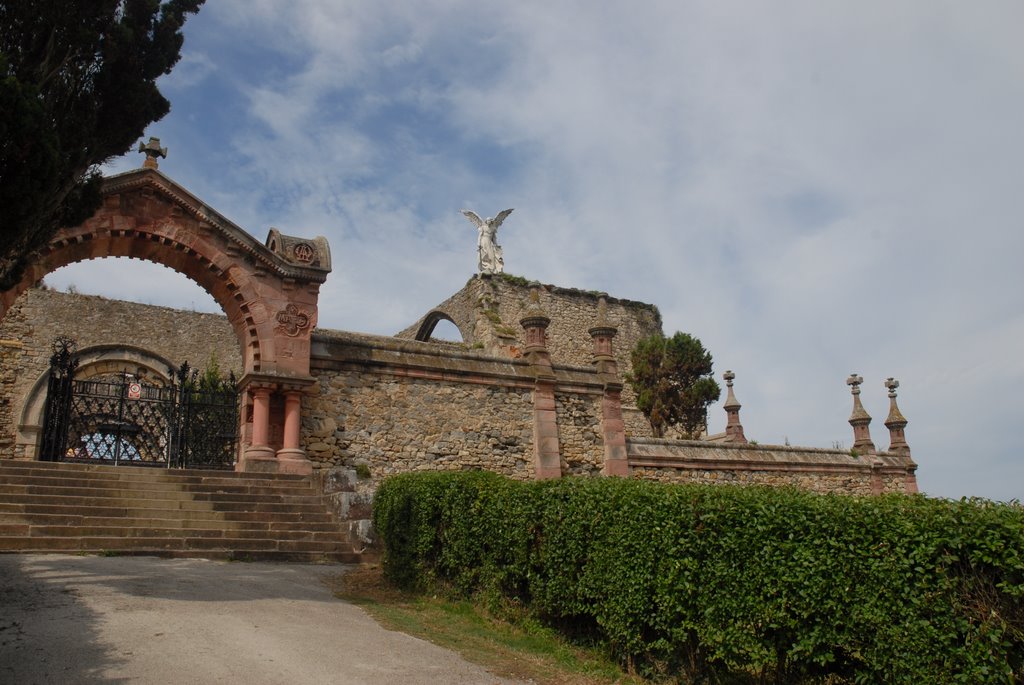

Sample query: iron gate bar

[41,339,238,469]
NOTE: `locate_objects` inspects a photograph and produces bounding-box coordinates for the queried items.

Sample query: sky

[44,1,1023,502]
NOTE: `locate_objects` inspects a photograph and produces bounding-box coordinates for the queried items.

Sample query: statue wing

[461,209,485,227]
[492,208,514,227]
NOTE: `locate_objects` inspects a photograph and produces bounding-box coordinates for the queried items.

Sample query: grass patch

[331,565,644,685]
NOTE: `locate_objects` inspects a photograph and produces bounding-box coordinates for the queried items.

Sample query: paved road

[0,554,524,684]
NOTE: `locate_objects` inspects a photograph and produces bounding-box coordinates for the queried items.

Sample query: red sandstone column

[251,387,271,446]
[521,288,561,479]
[870,459,884,495]
[241,385,277,472]
[883,377,919,492]
[883,378,910,455]
[276,389,312,476]
[589,295,628,477]
[846,374,876,454]
[722,370,748,444]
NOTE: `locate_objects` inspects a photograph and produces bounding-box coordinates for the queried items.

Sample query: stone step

[0,492,329,514]
[0,540,360,565]
[0,472,318,495]
[0,523,348,543]
[0,512,343,532]
[0,548,362,563]
[0,502,335,524]
[0,534,352,553]
[0,459,308,482]
[0,460,368,564]
[0,482,325,505]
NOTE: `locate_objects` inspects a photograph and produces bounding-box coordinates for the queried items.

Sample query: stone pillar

[589,295,628,477]
[276,389,312,475]
[870,458,885,495]
[521,287,561,479]
[722,370,748,444]
[883,378,910,455]
[242,385,277,472]
[846,373,876,454]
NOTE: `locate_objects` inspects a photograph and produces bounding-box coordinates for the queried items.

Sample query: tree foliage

[0,0,204,289]
[628,331,721,438]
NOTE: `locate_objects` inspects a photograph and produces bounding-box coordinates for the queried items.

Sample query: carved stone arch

[0,169,331,378]
[14,345,178,461]
[0,167,333,474]
[414,310,469,343]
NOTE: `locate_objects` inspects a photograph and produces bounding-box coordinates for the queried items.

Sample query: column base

[276,448,313,476]
[238,445,279,473]
[602,450,629,477]
[535,465,562,480]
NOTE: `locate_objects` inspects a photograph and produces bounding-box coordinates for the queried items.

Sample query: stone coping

[103,168,330,281]
[627,437,916,473]
[311,329,604,391]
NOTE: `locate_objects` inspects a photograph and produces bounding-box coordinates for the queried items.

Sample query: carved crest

[292,243,315,263]
[275,304,311,337]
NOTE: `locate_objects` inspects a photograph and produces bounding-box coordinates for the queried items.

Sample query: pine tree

[0,0,204,289]
[629,332,721,438]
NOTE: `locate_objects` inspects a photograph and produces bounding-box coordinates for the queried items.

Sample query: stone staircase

[0,460,364,563]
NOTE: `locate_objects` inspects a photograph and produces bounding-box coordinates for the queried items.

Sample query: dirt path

[0,554,525,684]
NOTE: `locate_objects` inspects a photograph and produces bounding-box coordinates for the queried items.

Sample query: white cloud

[51,0,1024,501]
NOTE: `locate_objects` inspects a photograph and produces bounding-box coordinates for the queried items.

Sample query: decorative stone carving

[265,228,331,271]
[461,208,513,275]
[275,304,311,337]
[847,373,876,454]
[137,137,167,169]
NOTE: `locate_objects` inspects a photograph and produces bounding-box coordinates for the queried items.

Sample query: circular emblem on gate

[127,382,142,400]
[292,243,315,263]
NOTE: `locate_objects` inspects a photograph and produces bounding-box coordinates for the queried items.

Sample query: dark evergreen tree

[629,331,721,438]
[0,0,204,289]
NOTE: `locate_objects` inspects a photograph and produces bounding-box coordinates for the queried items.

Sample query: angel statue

[461,208,513,275]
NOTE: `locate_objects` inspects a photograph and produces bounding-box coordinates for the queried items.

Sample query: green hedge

[373,472,1024,683]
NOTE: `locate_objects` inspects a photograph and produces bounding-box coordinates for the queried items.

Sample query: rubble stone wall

[397,274,663,437]
[626,438,917,495]
[0,287,241,458]
[0,289,918,507]
[303,330,611,482]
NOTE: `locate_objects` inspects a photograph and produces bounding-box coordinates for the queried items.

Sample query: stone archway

[413,310,468,343]
[0,167,332,474]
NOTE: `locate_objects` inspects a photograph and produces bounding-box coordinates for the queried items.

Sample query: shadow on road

[0,554,130,683]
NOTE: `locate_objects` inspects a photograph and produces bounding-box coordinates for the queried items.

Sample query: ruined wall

[397,274,662,437]
[0,287,241,458]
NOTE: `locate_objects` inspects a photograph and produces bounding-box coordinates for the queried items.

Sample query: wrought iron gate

[40,338,239,469]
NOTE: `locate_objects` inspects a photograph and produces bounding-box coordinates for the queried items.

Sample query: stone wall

[397,273,663,436]
[0,286,919,515]
[627,438,917,495]
[303,330,609,480]
[556,393,605,476]
[0,287,241,458]
[302,329,611,531]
